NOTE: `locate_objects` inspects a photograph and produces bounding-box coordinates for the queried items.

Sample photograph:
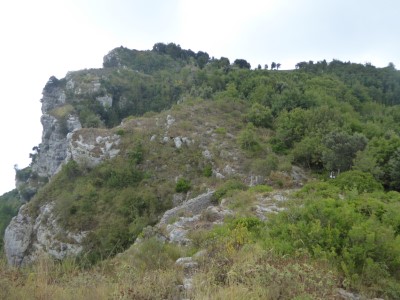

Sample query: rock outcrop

[4,203,86,266]
[32,77,82,178]
[5,73,119,266]
[66,129,120,168]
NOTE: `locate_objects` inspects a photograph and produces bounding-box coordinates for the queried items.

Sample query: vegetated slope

[0,190,20,250]
[2,43,400,299]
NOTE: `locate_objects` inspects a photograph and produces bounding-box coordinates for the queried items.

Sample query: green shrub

[333,170,383,193]
[214,127,227,135]
[62,160,82,178]
[250,155,278,176]
[212,179,247,203]
[203,164,213,177]
[175,178,191,193]
[238,123,261,152]
[266,189,400,297]
[116,129,125,136]
[248,184,273,193]
[246,103,273,128]
[128,143,144,165]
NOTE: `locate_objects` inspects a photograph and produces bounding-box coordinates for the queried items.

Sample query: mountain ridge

[1,43,400,298]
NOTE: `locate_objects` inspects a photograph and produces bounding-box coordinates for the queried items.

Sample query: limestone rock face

[5,74,118,266]
[33,114,81,178]
[66,129,121,168]
[4,203,87,267]
[4,205,34,266]
[32,77,82,178]
[158,190,215,226]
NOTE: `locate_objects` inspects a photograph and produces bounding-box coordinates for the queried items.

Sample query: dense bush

[333,170,384,193]
[266,181,400,298]
[175,178,191,193]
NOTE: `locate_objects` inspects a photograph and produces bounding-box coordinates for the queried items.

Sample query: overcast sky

[0,0,399,195]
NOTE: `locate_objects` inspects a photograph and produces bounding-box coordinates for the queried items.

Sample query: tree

[322,131,367,172]
[273,108,309,150]
[271,62,276,70]
[276,63,281,70]
[152,42,167,54]
[234,59,251,69]
[388,148,400,190]
[292,136,324,169]
[246,103,273,128]
[218,57,230,69]
[196,51,210,69]
[264,64,268,70]
[296,61,308,69]
[238,123,261,152]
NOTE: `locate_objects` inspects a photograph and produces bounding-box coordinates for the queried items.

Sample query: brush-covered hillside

[2,43,400,299]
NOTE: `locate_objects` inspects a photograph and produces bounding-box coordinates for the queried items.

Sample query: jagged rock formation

[4,203,86,266]
[5,71,120,266]
[32,71,115,178]
[66,128,120,168]
[32,77,82,178]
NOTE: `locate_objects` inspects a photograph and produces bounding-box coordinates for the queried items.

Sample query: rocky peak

[32,77,82,178]
[41,76,67,114]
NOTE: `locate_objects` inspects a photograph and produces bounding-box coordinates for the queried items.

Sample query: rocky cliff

[32,76,82,178]
[5,69,120,265]
[4,203,86,266]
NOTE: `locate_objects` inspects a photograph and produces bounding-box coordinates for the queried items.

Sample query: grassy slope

[1,99,400,299]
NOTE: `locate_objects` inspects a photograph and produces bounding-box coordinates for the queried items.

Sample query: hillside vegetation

[2,43,400,299]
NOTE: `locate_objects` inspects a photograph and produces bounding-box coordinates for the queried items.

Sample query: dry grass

[191,244,339,300]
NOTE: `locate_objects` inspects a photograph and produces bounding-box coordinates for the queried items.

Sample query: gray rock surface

[4,203,87,266]
[4,205,34,266]
[66,130,120,168]
[96,95,113,107]
[158,190,215,226]
[32,77,82,178]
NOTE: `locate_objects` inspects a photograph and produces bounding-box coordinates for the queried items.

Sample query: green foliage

[62,160,82,179]
[0,190,21,251]
[29,155,170,265]
[292,136,324,169]
[203,164,213,177]
[248,184,273,193]
[266,182,400,297]
[93,159,143,189]
[273,108,309,151]
[127,143,144,165]
[54,45,400,192]
[9,46,400,299]
[214,127,227,135]
[212,179,248,203]
[333,170,384,193]
[249,156,278,176]
[238,123,261,152]
[246,103,273,128]
[175,178,191,193]
[233,59,251,69]
[322,131,367,172]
